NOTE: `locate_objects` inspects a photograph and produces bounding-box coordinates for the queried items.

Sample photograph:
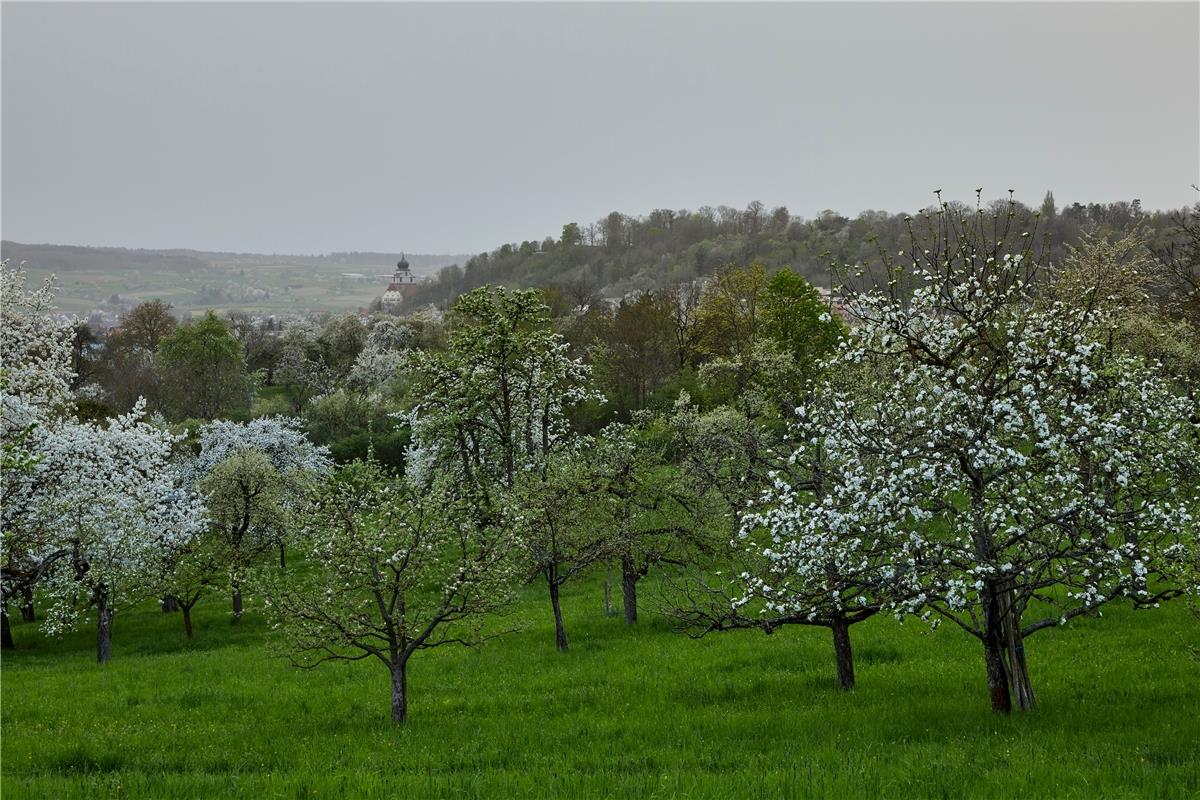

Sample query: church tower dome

[382,252,419,310]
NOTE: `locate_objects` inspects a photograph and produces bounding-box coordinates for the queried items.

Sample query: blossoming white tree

[184,417,331,619]
[0,262,75,435]
[263,460,519,723]
[2,262,76,645]
[7,403,206,661]
[670,384,920,690]
[3,262,208,660]
[802,195,1200,711]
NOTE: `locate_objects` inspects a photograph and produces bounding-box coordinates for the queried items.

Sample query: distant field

[20,261,413,317]
[3,574,1197,799]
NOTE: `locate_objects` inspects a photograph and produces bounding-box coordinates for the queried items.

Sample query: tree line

[412,193,1187,307]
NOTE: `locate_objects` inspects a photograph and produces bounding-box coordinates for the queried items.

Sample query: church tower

[382,253,419,310]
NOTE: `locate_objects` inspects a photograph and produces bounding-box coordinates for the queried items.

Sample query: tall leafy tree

[403,286,600,650]
[156,312,250,420]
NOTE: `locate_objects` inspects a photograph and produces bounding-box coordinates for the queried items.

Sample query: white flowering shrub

[187,416,332,482]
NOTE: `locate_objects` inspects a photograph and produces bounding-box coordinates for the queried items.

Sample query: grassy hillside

[3,574,1197,799]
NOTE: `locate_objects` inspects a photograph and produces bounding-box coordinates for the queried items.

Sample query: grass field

[2,574,1198,799]
[21,262,407,317]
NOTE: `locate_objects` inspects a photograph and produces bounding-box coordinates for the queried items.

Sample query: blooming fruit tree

[6,402,206,661]
[183,417,331,620]
[801,199,1200,711]
[264,460,519,724]
[402,287,601,651]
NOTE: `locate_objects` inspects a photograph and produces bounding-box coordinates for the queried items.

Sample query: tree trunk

[95,588,113,664]
[279,542,287,570]
[19,585,35,622]
[390,659,408,724]
[231,584,243,621]
[1,604,14,651]
[982,636,1012,713]
[548,580,569,652]
[981,582,1013,713]
[831,617,855,690]
[621,555,638,625]
[997,586,1035,710]
[603,568,614,617]
[161,596,179,613]
[182,605,194,640]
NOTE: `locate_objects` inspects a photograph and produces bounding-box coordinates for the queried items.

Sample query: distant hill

[4,193,1188,315]
[410,197,1184,306]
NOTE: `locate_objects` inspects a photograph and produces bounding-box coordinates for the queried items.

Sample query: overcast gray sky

[3,2,1197,254]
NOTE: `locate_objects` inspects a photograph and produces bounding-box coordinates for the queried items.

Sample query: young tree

[186,417,331,617]
[831,195,1200,711]
[275,324,333,413]
[512,449,612,650]
[264,460,518,723]
[196,450,291,620]
[586,416,704,625]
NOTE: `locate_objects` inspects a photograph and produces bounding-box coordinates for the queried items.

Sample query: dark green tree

[157,312,250,420]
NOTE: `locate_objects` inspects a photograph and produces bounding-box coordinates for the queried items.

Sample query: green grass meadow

[2,575,1198,799]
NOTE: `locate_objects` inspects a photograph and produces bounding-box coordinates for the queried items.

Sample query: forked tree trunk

[390,660,408,724]
[95,587,113,664]
[998,586,1035,710]
[831,617,855,690]
[20,586,35,622]
[1,604,14,651]
[548,580,568,652]
[182,604,195,639]
[621,556,638,624]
